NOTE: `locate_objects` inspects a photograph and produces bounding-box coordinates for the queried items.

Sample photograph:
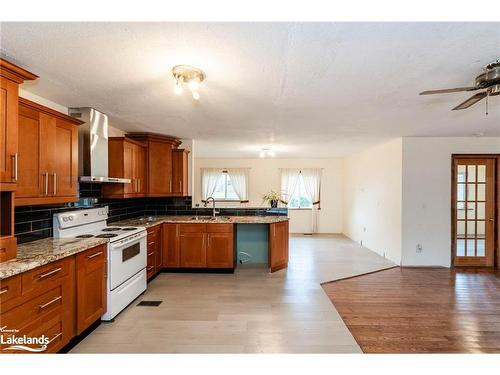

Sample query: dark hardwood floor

[322,267,500,353]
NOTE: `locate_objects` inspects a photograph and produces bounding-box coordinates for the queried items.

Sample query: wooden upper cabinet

[268,221,289,273]
[127,133,182,197]
[53,119,78,197]
[0,59,37,190]
[172,149,190,196]
[16,98,82,206]
[102,137,147,198]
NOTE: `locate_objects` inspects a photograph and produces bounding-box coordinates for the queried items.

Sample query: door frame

[451,154,499,268]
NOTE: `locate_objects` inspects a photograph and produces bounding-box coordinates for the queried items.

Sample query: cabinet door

[135,144,147,195]
[76,244,107,334]
[16,104,43,198]
[179,232,206,268]
[52,119,78,198]
[269,221,289,272]
[122,141,135,195]
[0,77,18,186]
[162,224,180,267]
[148,141,172,196]
[172,150,188,195]
[206,232,233,268]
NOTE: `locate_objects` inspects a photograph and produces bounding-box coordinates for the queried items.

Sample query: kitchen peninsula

[115,215,290,276]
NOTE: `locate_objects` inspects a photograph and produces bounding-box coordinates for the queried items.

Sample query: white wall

[343,138,402,264]
[193,158,344,234]
[401,137,500,267]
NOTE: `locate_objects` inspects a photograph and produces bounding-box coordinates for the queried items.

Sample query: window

[287,173,313,209]
[201,168,248,202]
[212,172,239,201]
[281,168,321,210]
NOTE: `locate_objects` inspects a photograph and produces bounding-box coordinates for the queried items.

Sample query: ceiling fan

[419,59,500,111]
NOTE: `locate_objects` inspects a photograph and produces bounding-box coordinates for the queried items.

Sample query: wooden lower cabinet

[146,224,162,280]
[162,223,234,269]
[76,244,107,334]
[207,230,234,268]
[0,244,107,354]
[269,221,289,272]
[180,232,207,268]
[162,223,180,267]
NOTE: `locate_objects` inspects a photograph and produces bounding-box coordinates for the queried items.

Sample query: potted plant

[262,190,281,208]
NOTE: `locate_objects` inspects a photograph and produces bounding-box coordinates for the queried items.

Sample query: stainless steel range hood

[69,107,130,183]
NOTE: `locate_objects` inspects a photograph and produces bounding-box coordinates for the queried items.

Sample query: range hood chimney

[69,107,130,183]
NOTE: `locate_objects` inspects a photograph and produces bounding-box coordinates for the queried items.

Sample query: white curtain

[301,168,322,233]
[227,168,249,202]
[280,169,301,205]
[201,168,222,201]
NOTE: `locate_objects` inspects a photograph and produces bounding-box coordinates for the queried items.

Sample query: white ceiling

[1,22,499,157]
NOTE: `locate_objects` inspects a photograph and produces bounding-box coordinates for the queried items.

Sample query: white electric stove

[53,206,147,321]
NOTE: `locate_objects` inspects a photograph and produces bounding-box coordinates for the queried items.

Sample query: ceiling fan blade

[452,92,488,110]
[419,87,477,95]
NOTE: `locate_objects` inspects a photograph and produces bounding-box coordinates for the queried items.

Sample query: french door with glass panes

[453,157,495,267]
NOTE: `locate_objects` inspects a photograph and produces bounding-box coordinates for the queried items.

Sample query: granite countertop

[114,215,290,228]
[0,237,108,280]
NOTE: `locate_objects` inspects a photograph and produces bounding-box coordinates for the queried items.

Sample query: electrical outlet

[416,244,423,253]
[363,227,367,232]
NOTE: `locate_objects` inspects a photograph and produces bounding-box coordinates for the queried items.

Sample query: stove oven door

[109,232,147,290]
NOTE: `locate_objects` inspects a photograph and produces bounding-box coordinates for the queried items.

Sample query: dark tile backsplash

[15,183,287,244]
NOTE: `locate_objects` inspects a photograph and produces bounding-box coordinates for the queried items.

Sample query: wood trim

[18,97,84,125]
[109,136,147,148]
[0,58,38,83]
[451,155,497,268]
[126,132,182,147]
[15,195,78,206]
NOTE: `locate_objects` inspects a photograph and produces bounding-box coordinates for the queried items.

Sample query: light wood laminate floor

[71,234,395,353]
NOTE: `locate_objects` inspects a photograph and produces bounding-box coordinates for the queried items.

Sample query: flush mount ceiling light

[172,65,206,100]
[259,148,276,158]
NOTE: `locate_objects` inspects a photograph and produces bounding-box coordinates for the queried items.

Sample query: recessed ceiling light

[473,132,485,137]
[172,65,205,99]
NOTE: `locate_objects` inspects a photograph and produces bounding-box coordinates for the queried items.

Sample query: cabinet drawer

[27,314,68,354]
[0,274,22,304]
[206,224,233,233]
[0,236,17,262]
[76,245,106,266]
[2,284,65,330]
[179,224,206,233]
[22,258,71,295]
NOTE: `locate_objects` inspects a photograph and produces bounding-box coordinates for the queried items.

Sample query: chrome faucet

[204,196,219,218]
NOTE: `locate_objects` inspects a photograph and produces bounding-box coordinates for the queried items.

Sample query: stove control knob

[69,216,74,221]
[62,217,68,222]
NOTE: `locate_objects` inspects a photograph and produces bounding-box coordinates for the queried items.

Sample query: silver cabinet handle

[169,180,172,192]
[11,153,18,182]
[38,267,62,279]
[138,178,141,192]
[0,287,8,295]
[148,251,154,256]
[47,332,62,345]
[147,266,154,271]
[44,172,49,196]
[87,251,103,259]
[179,181,182,192]
[39,295,62,310]
[53,173,57,195]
